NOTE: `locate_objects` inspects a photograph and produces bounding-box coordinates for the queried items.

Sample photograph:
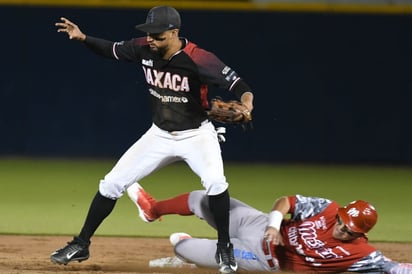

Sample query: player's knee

[99,179,125,199]
[174,240,196,264]
[174,242,187,260]
[204,181,228,196]
[201,174,228,195]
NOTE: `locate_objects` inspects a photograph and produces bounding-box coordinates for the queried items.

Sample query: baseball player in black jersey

[51,6,254,274]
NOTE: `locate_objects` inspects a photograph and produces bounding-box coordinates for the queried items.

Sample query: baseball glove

[207,98,252,124]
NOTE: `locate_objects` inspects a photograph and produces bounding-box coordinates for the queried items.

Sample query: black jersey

[85,36,248,131]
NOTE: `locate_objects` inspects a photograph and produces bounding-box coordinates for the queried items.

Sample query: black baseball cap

[135,6,181,33]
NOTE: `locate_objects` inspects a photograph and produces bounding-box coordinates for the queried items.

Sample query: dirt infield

[0,235,410,274]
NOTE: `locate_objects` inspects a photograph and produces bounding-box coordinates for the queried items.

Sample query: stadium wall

[1,4,411,164]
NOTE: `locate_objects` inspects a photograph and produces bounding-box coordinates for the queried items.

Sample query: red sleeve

[183,41,243,92]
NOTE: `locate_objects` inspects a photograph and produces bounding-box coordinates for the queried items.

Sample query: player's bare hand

[264,226,285,246]
[55,17,86,41]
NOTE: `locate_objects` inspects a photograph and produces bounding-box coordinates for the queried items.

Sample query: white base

[149,256,196,268]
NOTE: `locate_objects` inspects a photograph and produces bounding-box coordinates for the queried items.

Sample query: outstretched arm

[387,262,412,274]
[54,17,125,59]
[347,250,412,274]
[55,17,86,41]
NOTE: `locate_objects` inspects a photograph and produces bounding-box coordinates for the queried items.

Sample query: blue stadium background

[1,4,411,164]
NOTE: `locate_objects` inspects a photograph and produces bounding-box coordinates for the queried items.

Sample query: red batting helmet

[337,200,378,234]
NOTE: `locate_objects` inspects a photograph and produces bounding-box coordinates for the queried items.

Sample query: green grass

[0,157,411,242]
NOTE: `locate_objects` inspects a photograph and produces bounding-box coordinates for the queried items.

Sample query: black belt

[164,119,209,134]
[262,239,279,270]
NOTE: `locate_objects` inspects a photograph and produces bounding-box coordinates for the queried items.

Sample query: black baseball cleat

[215,242,238,273]
[50,237,90,265]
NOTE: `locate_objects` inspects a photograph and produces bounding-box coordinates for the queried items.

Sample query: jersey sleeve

[112,37,147,61]
[84,36,115,57]
[288,195,333,221]
[184,42,245,94]
[84,36,146,62]
[347,250,404,273]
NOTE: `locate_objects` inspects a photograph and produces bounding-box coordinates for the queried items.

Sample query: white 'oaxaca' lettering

[142,66,189,92]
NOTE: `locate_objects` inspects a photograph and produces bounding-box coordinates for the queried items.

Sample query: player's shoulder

[292,195,335,219]
[182,38,214,58]
[182,38,198,53]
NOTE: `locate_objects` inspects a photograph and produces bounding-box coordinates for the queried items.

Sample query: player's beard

[150,44,168,58]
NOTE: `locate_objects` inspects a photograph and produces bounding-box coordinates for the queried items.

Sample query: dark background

[1,6,411,164]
